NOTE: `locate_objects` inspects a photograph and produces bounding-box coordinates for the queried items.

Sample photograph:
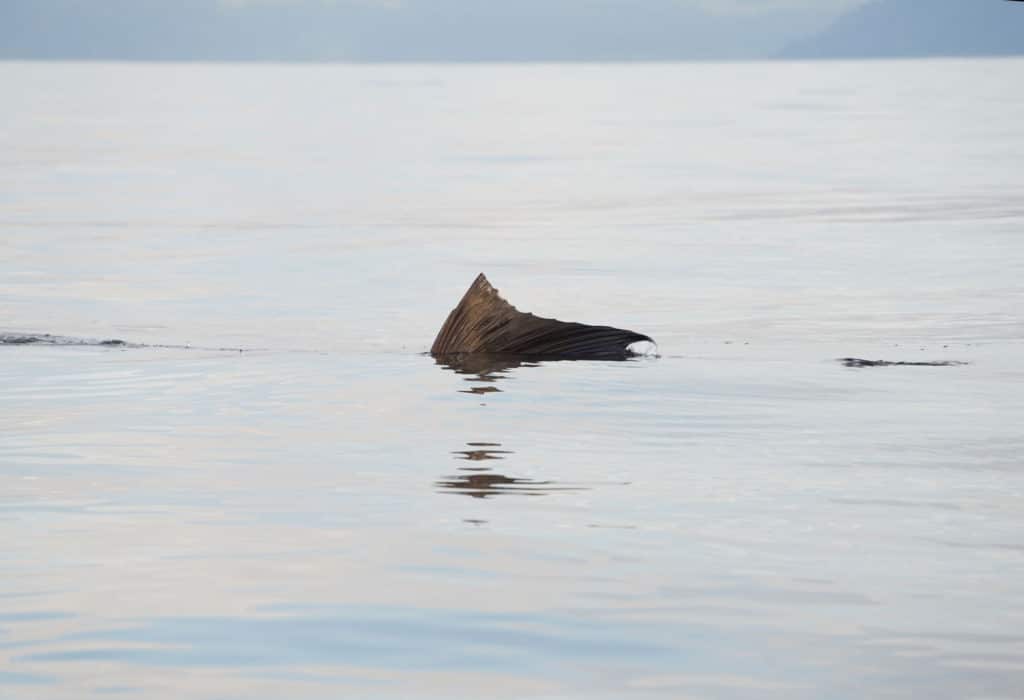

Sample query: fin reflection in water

[452,443,513,464]
[433,353,540,388]
[438,442,579,499]
[433,353,544,398]
[436,449,590,501]
[432,344,614,502]
[435,472,589,499]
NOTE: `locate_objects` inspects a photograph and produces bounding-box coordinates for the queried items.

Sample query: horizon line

[2,53,1023,66]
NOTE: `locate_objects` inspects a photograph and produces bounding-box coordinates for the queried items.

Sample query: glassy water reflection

[2,59,1024,700]
[434,354,543,390]
[452,442,512,462]
[435,357,599,499]
[436,471,588,499]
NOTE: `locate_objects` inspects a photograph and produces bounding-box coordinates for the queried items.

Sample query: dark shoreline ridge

[430,273,653,359]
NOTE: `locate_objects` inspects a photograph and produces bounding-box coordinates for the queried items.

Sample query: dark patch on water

[839,358,968,368]
[1,333,246,353]
[437,442,600,498]
[452,443,513,462]
[460,385,502,395]
[435,471,588,499]
[0,333,136,348]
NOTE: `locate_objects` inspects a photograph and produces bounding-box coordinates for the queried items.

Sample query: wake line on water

[0,333,249,353]
[2,333,970,369]
[838,357,968,368]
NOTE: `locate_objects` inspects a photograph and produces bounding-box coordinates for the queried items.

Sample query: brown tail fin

[431,274,652,358]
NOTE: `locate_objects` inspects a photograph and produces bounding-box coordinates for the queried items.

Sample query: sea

[1,58,1022,699]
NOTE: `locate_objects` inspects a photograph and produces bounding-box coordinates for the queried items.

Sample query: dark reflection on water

[437,442,589,498]
[436,471,588,499]
[452,443,512,462]
[461,385,501,395]
[432,352,640,388]
[433,355,600,500]
[433,353,545,392]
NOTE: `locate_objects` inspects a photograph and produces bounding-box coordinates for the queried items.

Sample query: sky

[0,0,1019,62]
[665,0,866,14]
[0,0,863,61]
[783,0,1024,58]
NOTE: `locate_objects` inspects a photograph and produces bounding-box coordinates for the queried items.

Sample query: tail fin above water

[430,273,652,359]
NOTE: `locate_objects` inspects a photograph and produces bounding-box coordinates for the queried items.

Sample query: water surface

[2,59,1023,699]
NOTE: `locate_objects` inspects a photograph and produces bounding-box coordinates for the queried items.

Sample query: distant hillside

[782,0,1023,59]
[0,0,831,62]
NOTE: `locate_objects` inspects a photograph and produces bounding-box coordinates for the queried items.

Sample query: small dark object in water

[839,358,968,368]
[1,333,128,347]
[431,273,652,359]
[0,335,43,344]
[0,333,249,351]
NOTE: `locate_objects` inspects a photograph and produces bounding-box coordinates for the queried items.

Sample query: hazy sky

[657,0,867,14]
[0,0,858,61]
[3,0,1016,62]
[214,0,869,14]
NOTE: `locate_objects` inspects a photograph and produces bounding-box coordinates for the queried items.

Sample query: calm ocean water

[2,59,1023,699]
